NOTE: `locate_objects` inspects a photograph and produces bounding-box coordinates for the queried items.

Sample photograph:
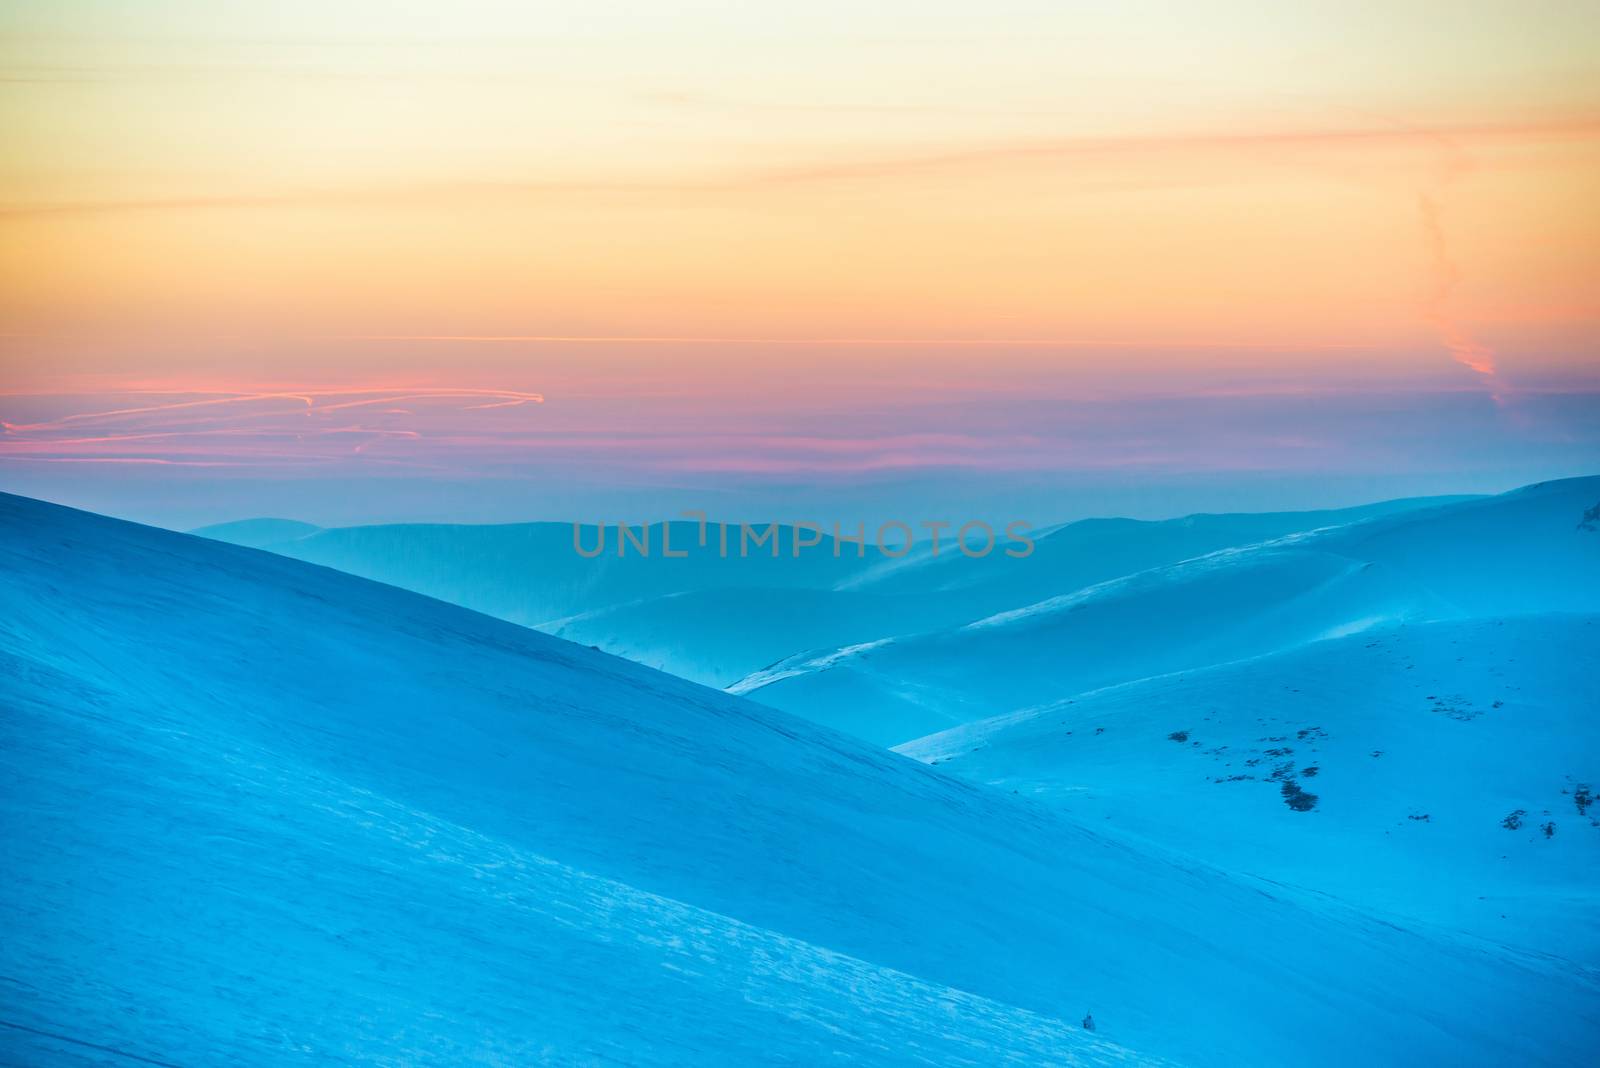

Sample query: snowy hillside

[741,477,1600,744]
[7,492,1599,1065]
[899,615,1600,958]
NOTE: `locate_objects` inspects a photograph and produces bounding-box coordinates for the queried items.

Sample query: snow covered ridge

[739,476,1600,743]
[5,490,1599,1065]
[191,493,1479,690]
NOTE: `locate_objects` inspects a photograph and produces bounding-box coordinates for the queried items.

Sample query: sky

[1,1,1597,527]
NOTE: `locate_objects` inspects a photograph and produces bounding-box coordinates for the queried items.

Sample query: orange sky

[4,2,1598,386]
[1,2,1597,523]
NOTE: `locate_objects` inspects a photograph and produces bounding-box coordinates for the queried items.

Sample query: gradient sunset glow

[2,2,1597,525]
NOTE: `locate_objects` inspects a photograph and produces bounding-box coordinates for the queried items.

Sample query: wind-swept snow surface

[899,615,1600,958]
[5,493,1598,1064]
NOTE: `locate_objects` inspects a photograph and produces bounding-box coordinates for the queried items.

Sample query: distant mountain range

[193,494,1473,691]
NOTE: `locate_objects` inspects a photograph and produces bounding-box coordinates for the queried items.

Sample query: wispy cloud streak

[1400,123,1510,398]
[1417,192,1498,381]
[0,388,545,469]
[3,117,1593,219]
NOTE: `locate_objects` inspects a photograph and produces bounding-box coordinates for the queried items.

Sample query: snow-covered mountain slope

[1308,477,1600,615]
[740,477,1600,744]
[899,615,1600,959]
[194,519,890,630]
[6,492,1599,1065]
[195,499,1459,688]
[737,545,1459,744]
[839,495,1475,603]
[543,586,959,687]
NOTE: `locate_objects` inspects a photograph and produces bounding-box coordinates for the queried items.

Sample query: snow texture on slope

[899,615,1600,958]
